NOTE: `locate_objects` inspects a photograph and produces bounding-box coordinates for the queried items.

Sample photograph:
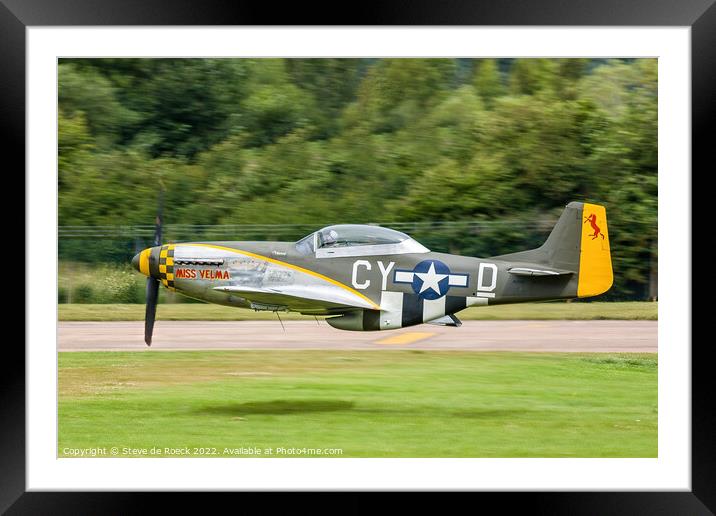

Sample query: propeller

[144,190,164,346]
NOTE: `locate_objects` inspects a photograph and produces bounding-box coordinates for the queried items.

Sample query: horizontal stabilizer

[426,314,462,327]
[508,266,573,277]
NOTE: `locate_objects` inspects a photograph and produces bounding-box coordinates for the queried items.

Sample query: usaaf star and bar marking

[393,259,468,300]
[350,258,497,299]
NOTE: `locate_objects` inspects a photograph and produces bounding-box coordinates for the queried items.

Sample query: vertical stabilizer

[490,201,613,298]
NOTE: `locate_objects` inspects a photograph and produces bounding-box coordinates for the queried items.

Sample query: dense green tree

[508,59,558,96]
[285,58,365,137]
[347,59,457,133]
[58,110,94,191]
[472,59,505,106]
[553,58,590,99]
[62,59,251,158]
[59,64,140,148]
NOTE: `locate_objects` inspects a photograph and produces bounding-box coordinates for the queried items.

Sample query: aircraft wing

[213,285,377,315]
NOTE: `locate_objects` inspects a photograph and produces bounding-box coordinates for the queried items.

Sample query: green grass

[58,301,657,321]
[58,350,657,457]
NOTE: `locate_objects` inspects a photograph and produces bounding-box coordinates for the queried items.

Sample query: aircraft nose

[132,252,141,272]
[132,248,152,277]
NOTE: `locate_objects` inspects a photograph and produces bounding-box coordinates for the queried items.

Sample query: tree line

[58,58,657,299]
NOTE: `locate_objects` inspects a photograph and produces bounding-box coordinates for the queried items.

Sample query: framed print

[7,0,711,512]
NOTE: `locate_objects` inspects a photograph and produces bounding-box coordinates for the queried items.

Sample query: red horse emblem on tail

[584,213,605,240]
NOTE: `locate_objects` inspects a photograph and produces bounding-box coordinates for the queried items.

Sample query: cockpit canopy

[295,224,430,257]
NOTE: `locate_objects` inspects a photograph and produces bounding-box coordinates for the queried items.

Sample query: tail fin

[491,202,613,298]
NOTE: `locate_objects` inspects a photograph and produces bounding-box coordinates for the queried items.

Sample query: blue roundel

[411,260,451,300]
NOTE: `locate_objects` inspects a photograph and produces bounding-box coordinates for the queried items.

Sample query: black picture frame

[6,0,709,512]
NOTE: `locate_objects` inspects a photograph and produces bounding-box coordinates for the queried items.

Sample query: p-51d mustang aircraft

[133,201,612,345]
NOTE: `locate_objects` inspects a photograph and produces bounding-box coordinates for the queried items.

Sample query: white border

[28,27,690,490]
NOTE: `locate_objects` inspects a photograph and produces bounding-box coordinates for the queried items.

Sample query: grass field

[59,350,657,458]
[58,301,658,321]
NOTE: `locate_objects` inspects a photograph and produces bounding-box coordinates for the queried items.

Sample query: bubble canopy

[295,224,430,257]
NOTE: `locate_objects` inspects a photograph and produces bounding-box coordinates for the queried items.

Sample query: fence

[58,220,553,240]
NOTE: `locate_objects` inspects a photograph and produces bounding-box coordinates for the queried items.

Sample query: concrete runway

[58,320,657,352]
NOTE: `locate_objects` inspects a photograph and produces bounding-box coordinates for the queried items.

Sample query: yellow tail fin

[577,203,613,297]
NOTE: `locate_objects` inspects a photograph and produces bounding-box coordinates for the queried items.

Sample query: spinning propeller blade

[145,277,159,346]
[144,190,164,346]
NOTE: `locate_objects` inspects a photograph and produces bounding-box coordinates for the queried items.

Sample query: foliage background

[58,58,657,301]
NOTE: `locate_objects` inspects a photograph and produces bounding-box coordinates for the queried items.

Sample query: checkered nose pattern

[157,244,176,291]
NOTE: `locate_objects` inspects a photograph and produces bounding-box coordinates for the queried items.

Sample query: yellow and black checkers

[158,244,176,291]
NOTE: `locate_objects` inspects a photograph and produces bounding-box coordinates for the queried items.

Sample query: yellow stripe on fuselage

[175,243,381,310]
[577,203,613,297]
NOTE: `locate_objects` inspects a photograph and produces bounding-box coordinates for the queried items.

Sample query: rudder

[577,202,613,297]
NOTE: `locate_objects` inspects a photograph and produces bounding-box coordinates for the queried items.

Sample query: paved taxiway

[58,320,657,352]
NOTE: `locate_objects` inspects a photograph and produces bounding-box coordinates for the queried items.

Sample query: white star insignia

[415,262,448,295]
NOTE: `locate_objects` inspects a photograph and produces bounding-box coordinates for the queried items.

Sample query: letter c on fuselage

[352,260,371,290]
